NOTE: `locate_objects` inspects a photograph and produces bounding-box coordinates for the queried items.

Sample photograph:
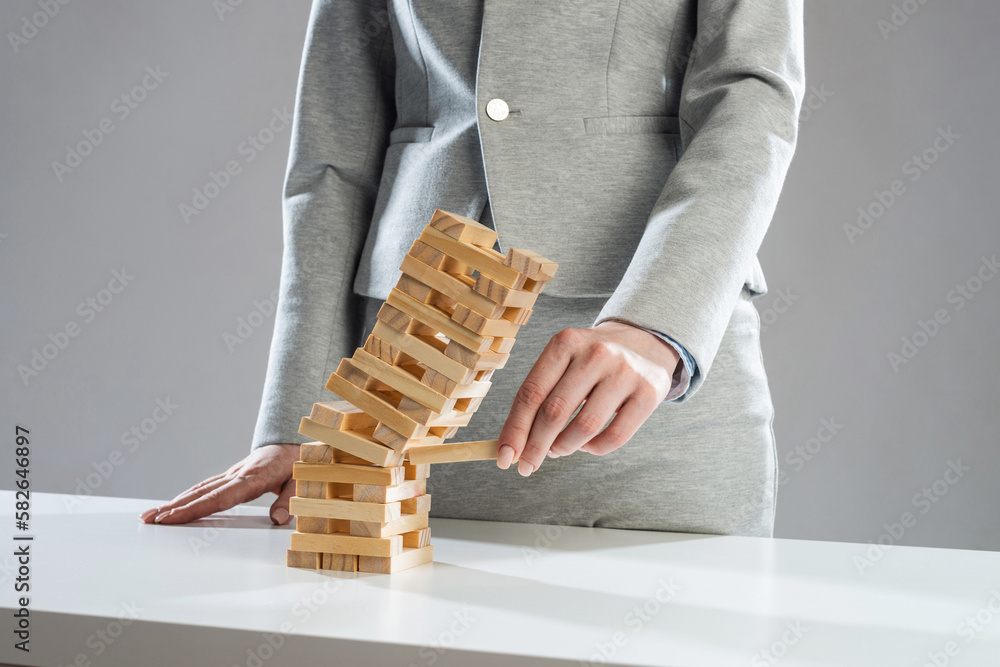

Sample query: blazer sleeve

[251,0,395,449]
[592,0,804,401]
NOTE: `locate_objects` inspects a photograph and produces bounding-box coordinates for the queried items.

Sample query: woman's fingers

[154,475,262,525]
[579,397,653,456]
[141,474,234,523]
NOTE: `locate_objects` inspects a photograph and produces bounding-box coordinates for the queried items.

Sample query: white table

[1,492,998,667]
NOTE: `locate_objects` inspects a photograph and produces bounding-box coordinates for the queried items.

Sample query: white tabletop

[1,492,998,667]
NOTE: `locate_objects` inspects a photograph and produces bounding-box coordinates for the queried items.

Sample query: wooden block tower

[286,209,557,574]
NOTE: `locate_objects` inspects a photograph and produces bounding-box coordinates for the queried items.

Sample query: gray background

[2,1,997,552]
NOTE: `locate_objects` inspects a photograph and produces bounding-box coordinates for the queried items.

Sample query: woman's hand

[140,443,301,525]
[496,321,679,475]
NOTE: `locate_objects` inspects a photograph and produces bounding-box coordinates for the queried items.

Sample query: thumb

[270,478,296,525]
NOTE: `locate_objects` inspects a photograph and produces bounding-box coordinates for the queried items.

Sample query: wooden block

[286,549,320,569]
[424,407,475,428]
[396,397,475,428]
[490,337,516,354]
[502,306,533,326]
[350,511,429,538]
[290,496,401,523]
[404,462,430,480]
[396,272,459,312]
[387,288,491,353]
[371,321,476,384]
[354,478,427,503]
[321,553,358,572]
[444,339,509,371]
[295,480,329,499]
[403,527,432,548]
[420,226,525,288]
[450,303,523,338]
[294,461,404,486]
[359,545,434,574]
[377,302,438,335]
[325,370,425,439]
[372,422,441,450]
[429,209,498,248]
[472,275,540,308]
[401,254,505,318]
[409,238,471,274]
[420,368,491,399]
[504,247,558,281]
[351,348,454,413]
[296,516,351,534]
[407,440,509,464]
[290,531,403,558]
[309,400,379,431]
[299,417,405,467]
[453,396,485,414]
[300,442,371,465]
[364,333,411,366]
[401,494,432,514]
[396,394,458,425]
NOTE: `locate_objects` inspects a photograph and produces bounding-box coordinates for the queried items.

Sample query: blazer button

[485,98,509,121]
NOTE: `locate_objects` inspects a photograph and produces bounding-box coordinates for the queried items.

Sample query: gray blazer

[252,0,804,449]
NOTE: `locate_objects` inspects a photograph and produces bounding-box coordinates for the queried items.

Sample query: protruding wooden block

[364,334,409,365]
[396,396,476,428]
[406,440,508,464]
[290,496,401,523]
[504,247,558,281]
[299,417,404,467]
[286,549,320,569]
[290,531,403,558]
[294,461,404,486]
[353,479,427,503]
[296,516,351,534]
[409,238,471,274]
[490,337,516,354]
[429,209,498,248]
[309,400,379,431]
[396,272,459,312]
[376,302,439,335]
[403,527,432,548]
[420,226,525,288]
[299,442,370,465]
[372,321,476,384]
[321,553,359,572]
[359,545,434,574]
[350,511,429,538]
[400,494,432,514]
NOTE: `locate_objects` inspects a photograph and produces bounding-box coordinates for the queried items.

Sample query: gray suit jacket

[252,0,804,449]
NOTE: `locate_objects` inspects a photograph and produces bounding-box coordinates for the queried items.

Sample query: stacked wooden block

[286,209,557,574]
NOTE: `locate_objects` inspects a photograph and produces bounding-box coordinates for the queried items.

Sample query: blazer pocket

[582,115,681,135]
[388,125,435,145]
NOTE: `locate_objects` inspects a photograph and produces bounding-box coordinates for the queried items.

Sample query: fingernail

[153,510,172,524]
[518,459,534,477]
[272,508,290,524]
[139,508,159,521]
[496,445,515,469]
[546,451,560,458]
